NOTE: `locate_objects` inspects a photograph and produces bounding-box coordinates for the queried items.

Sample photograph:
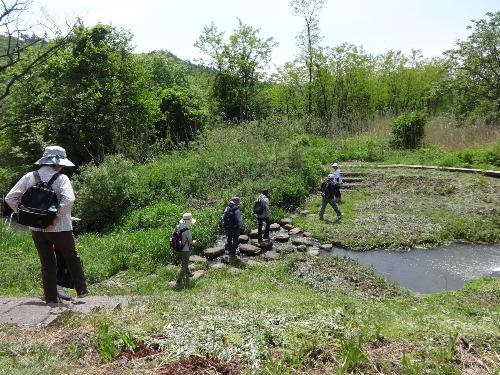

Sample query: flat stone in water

[291,237,306,246]
[239,244,261,256]
[203,246,225,259]
[321,244,333,250]
[250,229,259,239]
[283,224,294,230]
[238,235,249,243]
[274,233,290,242]
[269,223,281,231]
[289,228,303,235]
[303,232,312,237]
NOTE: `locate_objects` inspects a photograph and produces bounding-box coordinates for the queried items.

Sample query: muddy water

[325,244,500,294]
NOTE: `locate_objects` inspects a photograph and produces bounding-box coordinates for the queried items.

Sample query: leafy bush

[391,112,427,149]
[73,155,134,233]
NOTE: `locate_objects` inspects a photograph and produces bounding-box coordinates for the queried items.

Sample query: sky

[34,0,499,67]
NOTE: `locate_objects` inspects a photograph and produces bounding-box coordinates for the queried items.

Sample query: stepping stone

[262,251,279,261]
[238,235,249,243]
[239,244,261,256]
[269,223,281,231]
[250,239,261,247]
[279,218,292,226]
[303,232,312,237]
[289,227,302,235]
[291,237,306,246]
[284,224,294,231]
[249,229,259,239]
[300,210,310,216]
[303,238,315,247]
[321,244,333,250]
[189,255,207,264]
[276,245,295,254]
[274,233,290,242]
[307,248,320,256]
[191,270,205,280]
[203,246,225,260]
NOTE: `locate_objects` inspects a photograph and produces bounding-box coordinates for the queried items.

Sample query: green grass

[293,167,500,250]
[0,256,498,373]
[0,119,499,373]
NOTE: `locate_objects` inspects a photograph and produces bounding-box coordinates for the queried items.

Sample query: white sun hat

[35,146,75,167]
[179,212,196,225]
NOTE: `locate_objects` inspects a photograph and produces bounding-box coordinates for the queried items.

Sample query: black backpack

[253,200,264,215]
[321,179,336,199]
[17,171,60,228]
[222,207,239,229]
[170,225,189,252]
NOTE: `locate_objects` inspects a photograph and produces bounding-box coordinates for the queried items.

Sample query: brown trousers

[31,231,87,303]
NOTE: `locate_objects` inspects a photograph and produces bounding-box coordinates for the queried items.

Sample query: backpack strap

[33,170,42,184]
[179,227,189,249]
[47,173,60,187]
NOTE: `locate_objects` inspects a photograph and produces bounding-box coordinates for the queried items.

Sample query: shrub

[73,155,134,233]
[391,112,427,149]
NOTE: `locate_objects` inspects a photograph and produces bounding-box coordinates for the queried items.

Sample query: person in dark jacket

[319,172,343,221]
[221,197,243,257]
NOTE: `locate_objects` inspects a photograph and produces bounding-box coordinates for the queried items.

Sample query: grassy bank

[0,255,499,374]
[0,118,499,373]
[294,167,500,250]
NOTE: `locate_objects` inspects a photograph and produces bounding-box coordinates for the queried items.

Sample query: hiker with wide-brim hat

[5,146,88,304]
[175,212,197,286]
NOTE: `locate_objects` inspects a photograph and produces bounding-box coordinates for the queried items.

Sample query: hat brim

[179,218,196,224]
[35,156,75,167]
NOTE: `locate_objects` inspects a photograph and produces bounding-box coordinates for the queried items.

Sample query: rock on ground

[239,244,261,256]
[269,223,281,231]
[203,246,225,260]
[238,235,249,243]
[0,296,129,328]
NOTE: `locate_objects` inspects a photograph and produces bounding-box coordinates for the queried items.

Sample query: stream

[325,244,500,294]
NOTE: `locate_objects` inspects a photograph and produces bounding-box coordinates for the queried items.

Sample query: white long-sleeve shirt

[331,169,342,184]
[5,166,75,232]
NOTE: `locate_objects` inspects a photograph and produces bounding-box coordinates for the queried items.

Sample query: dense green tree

[445,11,500,122]
[195,19,276,121]
[3,24,158,166]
